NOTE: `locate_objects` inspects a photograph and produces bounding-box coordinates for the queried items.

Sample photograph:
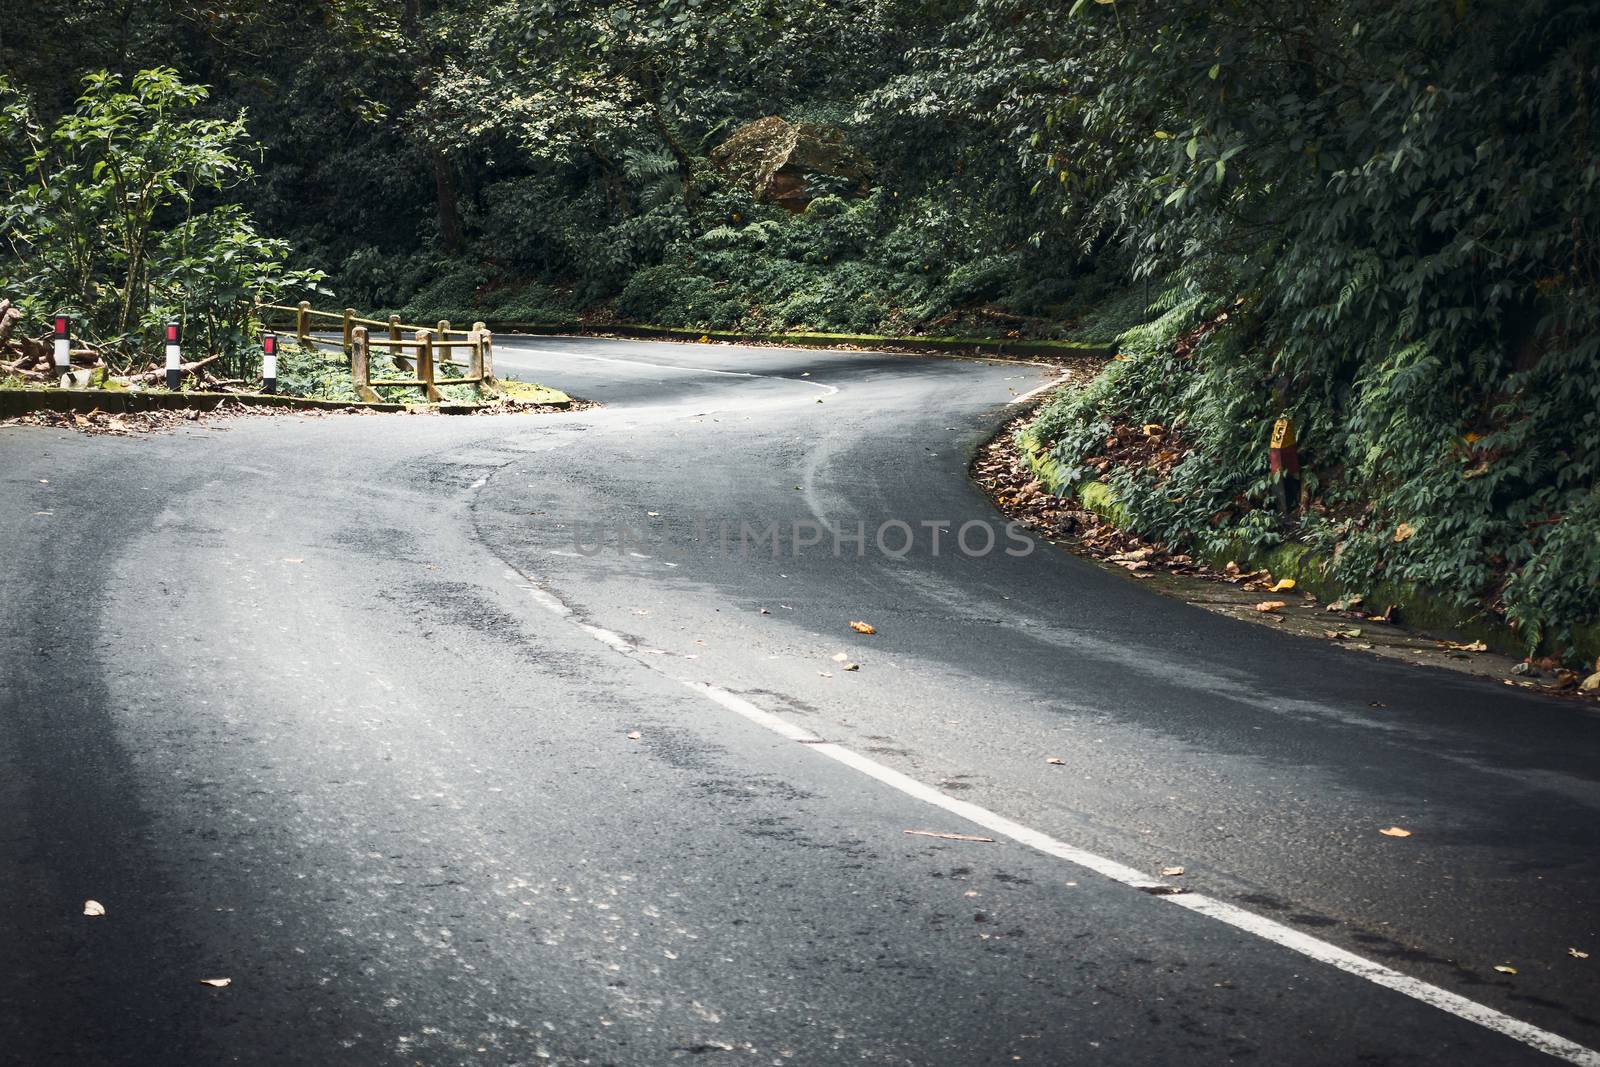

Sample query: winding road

[3,336,1599,1065]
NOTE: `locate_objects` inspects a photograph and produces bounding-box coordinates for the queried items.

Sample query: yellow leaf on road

[1269,578,1296,593]
[1569,948,1590,959]
[849,620,876,634]
[1379,826,1412,837]
[83,900,105,917]
[1255,601,1287,613]
[1494,965,1518,975]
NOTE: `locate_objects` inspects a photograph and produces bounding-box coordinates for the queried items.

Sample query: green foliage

[0,69,321,373]
[1021,0,1600,653]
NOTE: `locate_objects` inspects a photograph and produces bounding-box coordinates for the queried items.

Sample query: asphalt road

[2,336,1598,1066]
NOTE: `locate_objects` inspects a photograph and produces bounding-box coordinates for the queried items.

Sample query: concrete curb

[1,387,408,417]
[1015,426,1600,664]
[1,386,575,419]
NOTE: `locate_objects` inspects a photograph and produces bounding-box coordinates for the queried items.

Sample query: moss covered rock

[710,117,872,212]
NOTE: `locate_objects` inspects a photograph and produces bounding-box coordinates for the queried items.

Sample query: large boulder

[709,117,872,212]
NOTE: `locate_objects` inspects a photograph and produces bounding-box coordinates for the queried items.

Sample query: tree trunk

[429,148,463,255]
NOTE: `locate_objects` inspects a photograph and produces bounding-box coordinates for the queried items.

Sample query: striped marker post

[52,315,71,379]
[261,332,278,394]
[1270,416,1300,515]
[164,322,182,390]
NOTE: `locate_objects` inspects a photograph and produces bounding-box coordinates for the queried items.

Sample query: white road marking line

[1168,894,1599,1064]
[687,683,1600,1065]
[1008,371,1072,405]
[511,576,1600,1065]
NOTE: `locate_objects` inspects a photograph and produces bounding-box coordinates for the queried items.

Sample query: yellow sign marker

[1270,417,1296,450]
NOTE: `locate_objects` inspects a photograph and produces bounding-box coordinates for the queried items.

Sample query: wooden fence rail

[255,300,494,403]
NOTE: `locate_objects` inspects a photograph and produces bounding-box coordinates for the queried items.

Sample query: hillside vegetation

[2,0,1597,651]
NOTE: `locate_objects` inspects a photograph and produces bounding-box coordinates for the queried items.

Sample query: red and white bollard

[261,332,278,394]
[53,314,71,380]
[164,322,182,390]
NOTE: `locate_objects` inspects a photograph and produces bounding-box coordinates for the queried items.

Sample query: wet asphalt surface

[1,335,1597,1065]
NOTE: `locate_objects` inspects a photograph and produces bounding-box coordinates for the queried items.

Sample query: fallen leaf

[1255,600,1287,613]
[626,730,641,740]
[1442,639,1487,653]
[759,607,770,615]
[903,830,995,843]
[199,978,232,988]
[831,652,849,662]
[842,662,860,671]
[1580,672,1600,692]
[1161,866,1185,877]
[818,671,833,678]
[1046,756,1066,765]
[1494,965,1518,975]
[1269,578,1296,593]
[849,620,876,634]
[1394,521,1416,543]
[1570,948,1590,959]
[83,900,105,917]
[281,557,304,564]
[646,511,660,517]
[1379,826,1412,837]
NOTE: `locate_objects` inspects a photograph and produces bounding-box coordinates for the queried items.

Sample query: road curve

[1,336,1597,1065]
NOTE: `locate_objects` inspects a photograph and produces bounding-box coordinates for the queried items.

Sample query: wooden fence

[254,301,495,403]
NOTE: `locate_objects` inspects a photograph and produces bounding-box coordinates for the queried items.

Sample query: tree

[0,68,321,370]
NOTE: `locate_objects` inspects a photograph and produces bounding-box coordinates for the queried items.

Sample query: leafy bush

[1018,0,1600,653]
[0,68,321,374]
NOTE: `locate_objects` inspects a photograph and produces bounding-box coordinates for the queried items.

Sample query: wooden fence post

[416,329,434,388]
[417,328,441,402]
[296,300,310,346]
[389,314,411,371]
[343,308,356,355]
[473,321,493,381]
[468,327,484,383]
[351,326,369,388]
